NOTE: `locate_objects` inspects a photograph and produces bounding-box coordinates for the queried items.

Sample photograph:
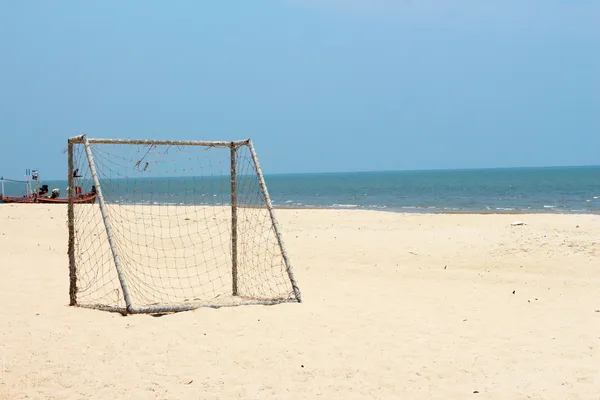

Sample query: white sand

[1,205,600,399]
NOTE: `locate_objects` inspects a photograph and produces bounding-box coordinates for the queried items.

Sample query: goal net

[67,135,301,314]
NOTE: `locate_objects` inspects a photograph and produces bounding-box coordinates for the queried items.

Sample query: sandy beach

[1,204,600,399]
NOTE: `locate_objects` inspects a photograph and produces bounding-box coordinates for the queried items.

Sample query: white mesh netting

[69,139,300,313]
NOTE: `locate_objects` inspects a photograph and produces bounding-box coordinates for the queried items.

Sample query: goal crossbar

[68,135,250,147]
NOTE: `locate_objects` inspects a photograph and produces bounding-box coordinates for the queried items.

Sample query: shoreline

[1,201,599,216]
[271,205,600,216]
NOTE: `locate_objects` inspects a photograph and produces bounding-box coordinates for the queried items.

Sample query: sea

[3,166,600,214]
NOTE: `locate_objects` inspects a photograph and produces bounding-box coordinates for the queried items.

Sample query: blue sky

[0,1,598,179]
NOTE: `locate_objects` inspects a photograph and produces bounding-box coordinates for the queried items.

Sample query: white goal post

[67,134,301,314]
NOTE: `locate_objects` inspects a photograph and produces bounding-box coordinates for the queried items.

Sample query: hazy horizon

[3,163,599,183]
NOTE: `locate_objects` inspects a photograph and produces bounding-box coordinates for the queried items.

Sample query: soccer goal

[67,135,301,314]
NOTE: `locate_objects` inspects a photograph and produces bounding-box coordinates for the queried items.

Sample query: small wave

[285,200,293,203]
[543,205,557,208]
[281,202,305,207]
[333,204,358,208]
[496,208,515,211]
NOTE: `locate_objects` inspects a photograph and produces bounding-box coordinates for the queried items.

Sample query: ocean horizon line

[12,163,600,182]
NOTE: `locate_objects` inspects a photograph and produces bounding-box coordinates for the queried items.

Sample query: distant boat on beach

[0,195,36,204]
[0,169,97,205]
[35,192,97,204]
[0,172,36,203]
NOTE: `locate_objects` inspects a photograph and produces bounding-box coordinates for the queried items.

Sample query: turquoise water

[5,166,600,214]
[264,166,600,214]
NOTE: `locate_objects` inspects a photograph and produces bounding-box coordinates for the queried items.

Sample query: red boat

[1,174,36,203]
[36,193,97,204]
[0,192,97,204]
[1,170,97,205]
[0,194,36,204]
